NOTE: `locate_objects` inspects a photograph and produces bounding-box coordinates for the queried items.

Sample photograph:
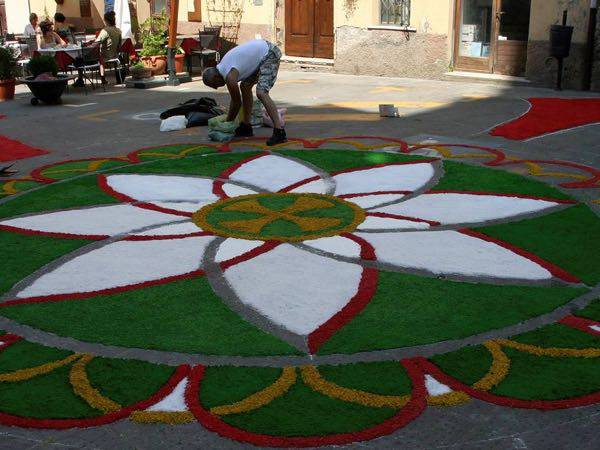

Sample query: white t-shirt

[24,23,38,37]
[217,40,269,81]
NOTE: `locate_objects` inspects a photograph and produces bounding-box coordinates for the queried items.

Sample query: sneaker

[266,128,287,146]
[234,122,254,138]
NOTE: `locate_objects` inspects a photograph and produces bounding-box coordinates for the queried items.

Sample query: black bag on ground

[160,97,220,120]
[186,110,223,127]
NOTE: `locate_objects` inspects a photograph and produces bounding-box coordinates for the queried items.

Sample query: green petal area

[132,144,216,162]
[38,160,129,181]
[430,345,493,386]
[274,149,426,172]
[108,152,263,177]
[0,180,43,197]
[491,348,600,400]
[578,298,600,321]
[0,340,72,374]
[317,271,585,355]
[476,205,600,285]
[512,324,600,349]
[1,277,302,357]
[319,361,412,396]
[0,176,118,219]
[0,231,93,296]
[201,366,283,408]
[0,364,102,419]
[85,357,175,406]
[434,161,572,200]
[211,372,398,436]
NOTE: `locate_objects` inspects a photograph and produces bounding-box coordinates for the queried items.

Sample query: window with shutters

[151,0,167,15]
[380,0,410,26]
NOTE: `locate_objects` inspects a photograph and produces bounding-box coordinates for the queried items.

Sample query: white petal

[223,244,364,335]
[221,183,259,197]
[132,222,201,236]
[302,235,362,259]
[356,230,553,281]
[344,193,406,209]
[0,205,183,237]
[226,154,322,192]
[373,193,564,226]
[333,161,436,196]
[151,200,215,214]
[288,178,329,194]
[16,236,214,298]
[103,174,218,203]
[425,375,453,396]
[357,216,430,231]
[215,238,265,262]
[147,378,189,412]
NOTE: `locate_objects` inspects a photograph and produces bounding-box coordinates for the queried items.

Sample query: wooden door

[454,0,497,72]
[285,0,333,59]
[493,0,530,76]
[314,0,334,58]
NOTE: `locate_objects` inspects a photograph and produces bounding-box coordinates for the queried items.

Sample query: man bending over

[202,39,286,146]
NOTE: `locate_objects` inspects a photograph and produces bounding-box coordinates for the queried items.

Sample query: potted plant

[0,46,18,101]
[130,60,153,80]
[175,46,186,73]
[139,12,168,75]
[22,55,73,105]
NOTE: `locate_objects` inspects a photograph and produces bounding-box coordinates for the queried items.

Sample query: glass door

[454,0,497,72]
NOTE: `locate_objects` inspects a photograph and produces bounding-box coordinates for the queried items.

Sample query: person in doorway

[24,13,39,37]
[202,39,286,146]
[94,11,122,85]
[37,20,66,49]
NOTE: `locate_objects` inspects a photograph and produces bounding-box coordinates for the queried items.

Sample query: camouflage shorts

[245,43,282,93]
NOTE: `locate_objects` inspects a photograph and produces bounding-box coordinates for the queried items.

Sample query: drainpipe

[584,0,598,90]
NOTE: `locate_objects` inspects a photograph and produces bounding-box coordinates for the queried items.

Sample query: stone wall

[526,41,587,90]
[333,26,450,79]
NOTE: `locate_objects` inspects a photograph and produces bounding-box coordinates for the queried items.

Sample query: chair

[102,37,127,85]
[68,45,102,93]
[189,26,221,75]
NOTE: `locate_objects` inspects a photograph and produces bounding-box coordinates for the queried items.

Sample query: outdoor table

[35,45,85,86]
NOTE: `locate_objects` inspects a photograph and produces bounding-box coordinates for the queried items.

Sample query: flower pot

[0,79,16,101]
[131,66,153,80]
[21,75,73,105]
[141,55,167,76]
[175,54,185,73]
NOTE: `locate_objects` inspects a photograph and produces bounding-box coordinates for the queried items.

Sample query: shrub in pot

[140,12,168,75]
[27,55,59,78]
[0,47,18,101]
[130,61,153,80]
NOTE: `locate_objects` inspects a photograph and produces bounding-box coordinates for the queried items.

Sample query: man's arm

[225,68,242,122]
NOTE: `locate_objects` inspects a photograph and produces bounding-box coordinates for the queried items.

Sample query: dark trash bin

[550,25,574,59]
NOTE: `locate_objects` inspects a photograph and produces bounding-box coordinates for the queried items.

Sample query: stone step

[280,56,334,73]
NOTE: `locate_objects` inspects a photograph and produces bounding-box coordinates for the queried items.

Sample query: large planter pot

[175,53,185,73]
[20,75,73,105]
[131,66,153,80]
[0,79,16,101]
[141,55,167,76]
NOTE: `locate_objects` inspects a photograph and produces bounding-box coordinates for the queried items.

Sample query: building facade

[4,0,599,90]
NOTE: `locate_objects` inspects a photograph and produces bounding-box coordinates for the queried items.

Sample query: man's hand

[225,68,242,122]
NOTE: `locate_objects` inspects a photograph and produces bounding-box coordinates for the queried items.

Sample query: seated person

[37,20,66,49]
[24,13,39,37]
[53,13,73,43]
[94,11,122,84]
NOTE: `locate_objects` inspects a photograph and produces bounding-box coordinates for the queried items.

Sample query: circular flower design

[0,151,581,354]
[0,142,599,447]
